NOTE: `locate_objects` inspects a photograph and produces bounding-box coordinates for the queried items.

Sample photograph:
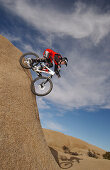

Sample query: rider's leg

[46,62,53,68]
[38,62,53,71]
[30,58,37,66]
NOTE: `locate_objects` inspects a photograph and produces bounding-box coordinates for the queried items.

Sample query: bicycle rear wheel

[19,52,39,69]
[31,76,53,96]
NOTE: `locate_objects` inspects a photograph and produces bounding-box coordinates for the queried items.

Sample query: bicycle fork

[40,75,52,86]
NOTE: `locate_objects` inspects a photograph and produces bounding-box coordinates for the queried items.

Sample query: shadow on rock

[59,156,83,169]
[49,147,60,166]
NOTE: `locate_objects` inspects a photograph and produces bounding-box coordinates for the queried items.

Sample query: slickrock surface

[0,35,60,170]
[43,128,110,170]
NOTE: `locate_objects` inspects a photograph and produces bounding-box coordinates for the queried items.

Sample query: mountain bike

[19,52,55,96]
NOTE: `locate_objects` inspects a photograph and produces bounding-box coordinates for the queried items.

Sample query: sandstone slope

[0,35,60,170]
[43,128,110,170]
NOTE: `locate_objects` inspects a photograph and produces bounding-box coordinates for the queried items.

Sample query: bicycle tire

[59,161,73,169]
[19,52,39,69]
[31,76,53,96]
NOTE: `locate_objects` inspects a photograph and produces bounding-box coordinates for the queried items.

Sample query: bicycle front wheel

[31,77,53,96]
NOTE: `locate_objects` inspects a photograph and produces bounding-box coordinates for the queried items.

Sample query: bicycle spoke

[34,79,51,95]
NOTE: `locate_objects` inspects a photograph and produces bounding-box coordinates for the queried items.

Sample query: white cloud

[44,121,66,132]
[1,32,21,42]
[1,32,37,53]
[56,112,65,117]
[1,32,41,54]
[1,0,110,44]
[37,97,50,109]
[101,104,110,109]
[1,0,110,111]
[22,44,35,52]
[37,33,54,49]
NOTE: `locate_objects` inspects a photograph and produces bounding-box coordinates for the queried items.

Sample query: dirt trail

[0,35,60,170]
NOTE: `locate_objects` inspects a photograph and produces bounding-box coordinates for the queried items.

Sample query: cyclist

[31,49,68,78]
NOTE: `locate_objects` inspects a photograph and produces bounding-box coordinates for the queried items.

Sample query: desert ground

[43,128,110,170]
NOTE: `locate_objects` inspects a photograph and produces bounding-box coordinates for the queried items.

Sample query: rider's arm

[54,54,61,63]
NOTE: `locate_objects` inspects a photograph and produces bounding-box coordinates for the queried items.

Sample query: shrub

[62,145,70,153]
[70,152,78,156]
[62,146,79,156]
[87,150,98,159]
[103,152,110,160]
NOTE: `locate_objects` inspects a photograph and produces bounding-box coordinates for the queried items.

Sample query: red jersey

[43,49,62,65]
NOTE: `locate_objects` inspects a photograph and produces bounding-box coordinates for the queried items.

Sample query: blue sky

[0,0,110,151]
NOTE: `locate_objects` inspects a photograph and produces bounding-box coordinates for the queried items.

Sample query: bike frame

[32,62,55,86]
[25,58,55,81]
[32,62,55,77]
